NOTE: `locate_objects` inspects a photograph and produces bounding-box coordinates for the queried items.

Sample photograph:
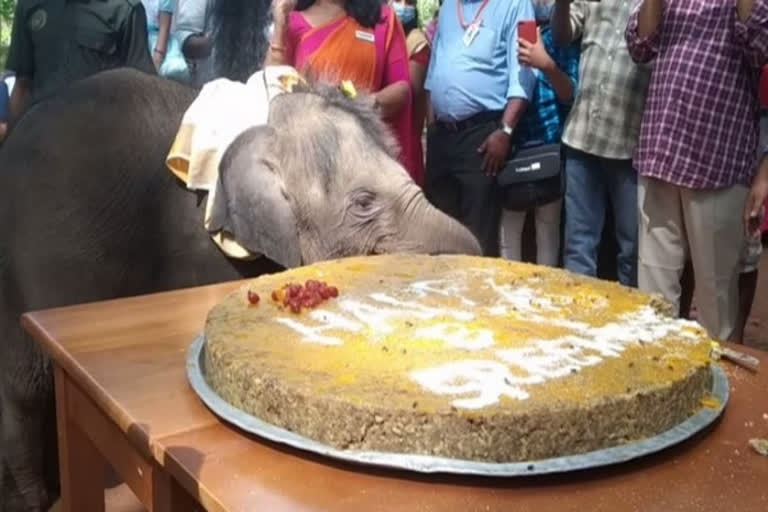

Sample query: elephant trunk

[405,193,482,256]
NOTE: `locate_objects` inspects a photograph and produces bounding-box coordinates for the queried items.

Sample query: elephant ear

[208,125,302,268]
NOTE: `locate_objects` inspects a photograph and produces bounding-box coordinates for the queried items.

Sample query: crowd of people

[1,0,768,345]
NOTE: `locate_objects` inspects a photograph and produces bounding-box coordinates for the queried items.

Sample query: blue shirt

[425,0,537,122]
[514,26,581,148]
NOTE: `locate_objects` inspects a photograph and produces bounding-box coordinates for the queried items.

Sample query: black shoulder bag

[496,142,564,211]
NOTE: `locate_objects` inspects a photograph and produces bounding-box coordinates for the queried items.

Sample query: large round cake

[204,254,715,462]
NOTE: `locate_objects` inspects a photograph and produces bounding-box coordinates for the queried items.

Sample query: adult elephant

[0,66,479,510]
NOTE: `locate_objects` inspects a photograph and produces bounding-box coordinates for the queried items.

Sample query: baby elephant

[0,68,479,510]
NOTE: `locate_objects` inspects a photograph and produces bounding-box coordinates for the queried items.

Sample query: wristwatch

[500,121,513,137]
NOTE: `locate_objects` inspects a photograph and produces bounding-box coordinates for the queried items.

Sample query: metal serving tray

[187,334,729,477]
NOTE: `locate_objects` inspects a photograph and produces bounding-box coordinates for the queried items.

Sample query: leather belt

[434,111,503,133]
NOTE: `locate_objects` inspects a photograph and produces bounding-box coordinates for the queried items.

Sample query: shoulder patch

[27,8,47,32]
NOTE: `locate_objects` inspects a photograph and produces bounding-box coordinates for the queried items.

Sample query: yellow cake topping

[206,254,713,414]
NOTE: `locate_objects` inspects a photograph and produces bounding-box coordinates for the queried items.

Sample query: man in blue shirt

[425,0,536,256]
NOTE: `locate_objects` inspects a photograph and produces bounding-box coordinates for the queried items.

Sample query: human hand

[273,0,297,22]
[744,167,768,238]
[477,130,510,176]
[518,29,554,71]
[0,122,7,144]
[152,50,164,71]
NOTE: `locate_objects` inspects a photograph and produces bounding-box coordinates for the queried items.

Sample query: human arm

[266,0,297,65]
[426,93,435,124]
[552,0,586,47]
[409,45,430,100]
[745,152,768,238]
[478,99,528,176]
[119,3,157,74]
[374,13,411,121]
[624,0,664,64]
[518,29,574,103]
[478,1,536,176]
[7,77,30,127]
[153,6,174,70]
[175,0,208,54]
[734,0,768,68]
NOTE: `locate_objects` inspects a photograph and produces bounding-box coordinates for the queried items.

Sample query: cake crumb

[748,439,768,456]
[762,413,768,421]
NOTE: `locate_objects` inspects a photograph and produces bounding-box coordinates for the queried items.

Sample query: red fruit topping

[289,301,302,314]
[328,286,339,298]
[319,287,332,300]
[247,290,260,305]
[305,279,320,290]
[288,284,302,297]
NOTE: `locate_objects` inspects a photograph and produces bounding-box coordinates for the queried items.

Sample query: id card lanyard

[458,0,492,46]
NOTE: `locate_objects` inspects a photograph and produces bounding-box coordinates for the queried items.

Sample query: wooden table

[22,281,768,512]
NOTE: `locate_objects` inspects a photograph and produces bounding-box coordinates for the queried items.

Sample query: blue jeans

[563,146,638,286]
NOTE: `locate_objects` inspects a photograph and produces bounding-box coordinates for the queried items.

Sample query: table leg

[54,366,106,512]
[152,469,204,512]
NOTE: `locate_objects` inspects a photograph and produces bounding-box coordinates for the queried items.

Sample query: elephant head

[208,82,481,268]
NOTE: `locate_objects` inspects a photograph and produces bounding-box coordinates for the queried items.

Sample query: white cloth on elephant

[166,65,305,259]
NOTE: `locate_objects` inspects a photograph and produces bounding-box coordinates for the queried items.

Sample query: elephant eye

[352,191,376,211]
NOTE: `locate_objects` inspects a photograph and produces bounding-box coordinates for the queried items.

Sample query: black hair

[211,0,271,82]
[296,0,383,29]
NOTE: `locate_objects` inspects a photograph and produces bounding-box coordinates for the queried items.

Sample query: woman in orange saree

[268,0,420,186]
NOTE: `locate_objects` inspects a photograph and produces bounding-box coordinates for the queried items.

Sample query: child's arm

[518,30,574,103]
[153,5,174,69]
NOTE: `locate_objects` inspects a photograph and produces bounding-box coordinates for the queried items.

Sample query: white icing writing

[410,360,530,408]
[272,271,704,410]
[411,306,701,409]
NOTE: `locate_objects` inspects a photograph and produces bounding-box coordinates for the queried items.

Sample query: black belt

[434,111,503,133]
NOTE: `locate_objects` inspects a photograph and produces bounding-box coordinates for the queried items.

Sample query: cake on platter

[203,254,716,463]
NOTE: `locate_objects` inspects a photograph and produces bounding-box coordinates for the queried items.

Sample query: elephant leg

[1,389,51,512]
[1,334,54,512]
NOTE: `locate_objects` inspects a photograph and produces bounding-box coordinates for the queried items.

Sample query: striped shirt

[626,0,768,190]
[559,0,651,160]
[514,26,581,147]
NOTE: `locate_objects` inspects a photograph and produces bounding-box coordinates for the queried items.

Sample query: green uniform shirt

[6,0,156,104]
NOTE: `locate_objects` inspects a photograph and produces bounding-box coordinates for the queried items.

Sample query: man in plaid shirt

[552,0,651,288]
[626,0,768,342]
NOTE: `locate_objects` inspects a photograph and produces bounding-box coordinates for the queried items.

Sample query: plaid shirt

[560,0,651,160]
[626,0,768,190]
[514,26,581,147]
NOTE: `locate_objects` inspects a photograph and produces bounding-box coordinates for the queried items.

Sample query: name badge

[463,21,480,47]
[355,30,375,43]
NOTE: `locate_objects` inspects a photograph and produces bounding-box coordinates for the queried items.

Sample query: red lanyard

[457,0,492,30]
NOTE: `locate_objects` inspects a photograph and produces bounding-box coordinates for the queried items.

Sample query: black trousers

[425,118,502,257]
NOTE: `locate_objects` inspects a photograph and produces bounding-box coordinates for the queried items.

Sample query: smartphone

[518,20,537,44]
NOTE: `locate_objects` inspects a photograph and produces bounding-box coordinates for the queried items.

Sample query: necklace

[456,0,492,30]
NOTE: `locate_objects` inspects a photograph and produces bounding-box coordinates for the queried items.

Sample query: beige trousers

[499,200,562,267]
[638,176,748,341]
